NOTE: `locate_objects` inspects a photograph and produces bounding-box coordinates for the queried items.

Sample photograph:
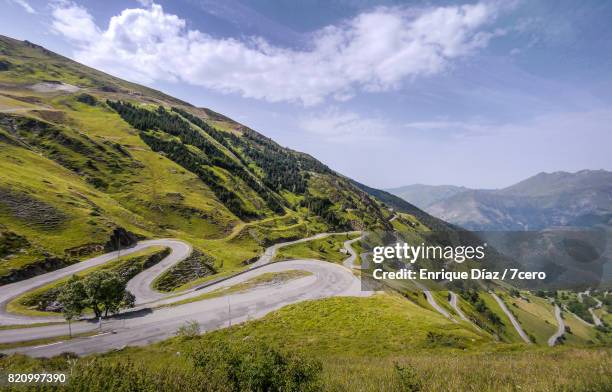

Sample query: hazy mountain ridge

[385,184,469,210]
[390,170,612,230]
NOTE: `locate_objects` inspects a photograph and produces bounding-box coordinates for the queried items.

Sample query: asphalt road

[2,260,366,357]
[125,240,192,304]
[0,239,191,325]
[548,304,565,346]
[413,281,454,321]
[341,236,363,269]
[250,231,358,268]
[578,290,603,326]
[490,292,531,344]
[0,234,368,357]
[448,291,480,330]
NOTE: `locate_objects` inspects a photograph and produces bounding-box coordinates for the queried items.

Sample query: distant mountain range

[387,170,612,230]
[385,184,470,210]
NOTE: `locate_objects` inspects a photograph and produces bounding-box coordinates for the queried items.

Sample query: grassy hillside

[0,34,398,285]
[1,294,609,391]
[1,36,609,390]
[274,233,360,263]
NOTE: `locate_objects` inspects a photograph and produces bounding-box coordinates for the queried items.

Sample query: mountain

[391,170,612,230]
[0,36,609,367]
[0,35,442,283]
[385,184,469,210]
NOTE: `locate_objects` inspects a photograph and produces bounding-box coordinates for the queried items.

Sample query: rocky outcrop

[104,227,140,251]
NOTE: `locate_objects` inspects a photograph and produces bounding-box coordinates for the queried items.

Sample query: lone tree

[83,270,131,318]
[58,271,135,322]
[57,275,86,337]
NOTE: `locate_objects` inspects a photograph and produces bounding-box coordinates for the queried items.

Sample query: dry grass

[322,348,611,391]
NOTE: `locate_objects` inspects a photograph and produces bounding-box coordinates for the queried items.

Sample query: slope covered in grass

[1,294,609,391]
[273,233,360,263]
[0,34,408,285]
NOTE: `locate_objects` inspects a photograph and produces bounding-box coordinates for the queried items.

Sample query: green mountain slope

[4,35,602,348]
[0,35,399,284]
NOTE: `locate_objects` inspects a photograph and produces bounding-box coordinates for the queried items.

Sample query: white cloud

[404,119,492,139]
[51,2,502,105]
[51,1,99,43]
[8,0,35,14]
[299,109,390,143]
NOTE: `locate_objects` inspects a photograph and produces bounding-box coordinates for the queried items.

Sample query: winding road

[548,303,565,346]
[0,232,368,357]
[0,239,193,325]
[490,292,531,344]
[448,291,480,330]
[413,281,454,321]
[589,296,603,326]
[578,290,603,326]
[342,235,363,269]
[250,231,359,268]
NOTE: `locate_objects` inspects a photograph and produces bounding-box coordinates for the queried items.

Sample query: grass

[0,321,65,330]
[319,348,611,391]
[162,270,312,307]
[196,294,486,356]
[1,293,609,391]
[273,233,360,263]
[499,292,557,345]
[563,311,599,345]
[0,142,150,276]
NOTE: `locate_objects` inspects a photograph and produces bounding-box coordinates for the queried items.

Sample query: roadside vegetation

[273,233,360,263]
[164,270,313,308]
[0,294,609,391]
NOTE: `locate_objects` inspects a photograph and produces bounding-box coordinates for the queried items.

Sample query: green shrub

[394,362,422,392]
[176,320,201,338]
[187,339,322,392]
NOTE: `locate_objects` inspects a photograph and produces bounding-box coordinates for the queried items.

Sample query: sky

[2,0,612,189]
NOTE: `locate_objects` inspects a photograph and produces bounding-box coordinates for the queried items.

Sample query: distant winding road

[578,290,603,326]
[490,292,531,344]
[448,291,481,330]
[548,303,565,347]
[414,281,454,321]
[342,235,363,269]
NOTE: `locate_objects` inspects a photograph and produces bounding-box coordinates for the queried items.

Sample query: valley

[0,34,610,391]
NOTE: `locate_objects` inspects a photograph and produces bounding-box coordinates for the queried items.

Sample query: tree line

[107,100,282,219]
[171,107,331,194]
[300,194,349,229]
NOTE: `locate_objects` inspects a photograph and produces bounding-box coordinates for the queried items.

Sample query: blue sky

[2,0,612,189]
